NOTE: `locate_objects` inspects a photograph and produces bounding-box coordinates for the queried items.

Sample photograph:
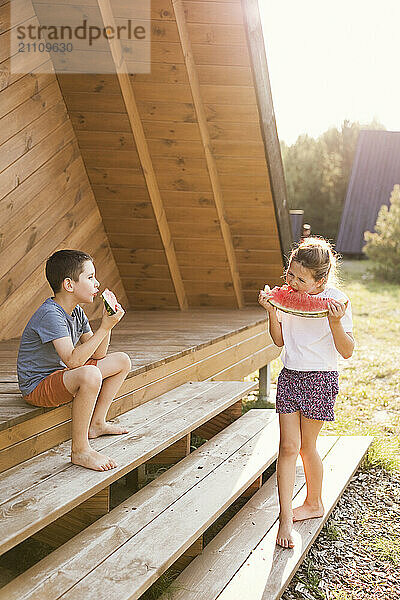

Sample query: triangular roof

[0,0,292,340]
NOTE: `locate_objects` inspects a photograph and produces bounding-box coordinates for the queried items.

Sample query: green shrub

[364,185,400,281]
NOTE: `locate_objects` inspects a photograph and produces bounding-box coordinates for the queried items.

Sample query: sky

[259,0,400,145]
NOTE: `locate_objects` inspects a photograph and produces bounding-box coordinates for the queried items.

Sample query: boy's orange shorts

[24,359,99,408]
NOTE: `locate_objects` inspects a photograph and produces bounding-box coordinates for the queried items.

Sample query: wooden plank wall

[176,0,284,304]
[0,0,127,341]
[57,2,235,310]
[54,0,285,310]
[4,0,286,314]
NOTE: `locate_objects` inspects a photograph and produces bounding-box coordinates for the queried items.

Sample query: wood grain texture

[2,0,287,324]
[0,4,126,340]
[58,0,285,310]
[173,0,243,308]
[159,436,339,599]
[168,436,372,600]
[33,487,110,548]
[96,0,188,310]
[147,432,190,464]
[0,409,276,600]
[0,311,274,474]
[0,381,257,556]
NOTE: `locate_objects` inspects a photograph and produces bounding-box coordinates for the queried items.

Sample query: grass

[140,568,186,600]
[329,592,355,600]
[323,522,341,541]
[368,536,400,565]
[325,259,400,471]
[296,559,325,599]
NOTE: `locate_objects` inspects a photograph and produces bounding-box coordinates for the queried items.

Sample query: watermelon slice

[263,284,347,318]
[101,289,120,315]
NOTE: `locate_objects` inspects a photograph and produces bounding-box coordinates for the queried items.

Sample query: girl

[258,237,354,549]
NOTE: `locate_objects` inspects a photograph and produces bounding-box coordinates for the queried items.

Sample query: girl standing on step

[258,237,354,549]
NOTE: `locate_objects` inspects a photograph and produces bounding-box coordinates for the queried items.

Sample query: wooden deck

[0,308,280,472]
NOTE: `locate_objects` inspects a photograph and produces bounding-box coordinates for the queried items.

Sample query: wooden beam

[33,487,110,548]
[193,398,242,439]
[147,433,190,464]
[172,0,244,309]
[173,535,204,572]
[241,0,293,264]
[96,0,188,310]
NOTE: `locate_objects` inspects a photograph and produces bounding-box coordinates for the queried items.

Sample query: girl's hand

[258,289,276,314]
[327,299,346,322]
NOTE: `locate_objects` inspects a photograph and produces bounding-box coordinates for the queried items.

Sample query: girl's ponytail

[288,237,340,287]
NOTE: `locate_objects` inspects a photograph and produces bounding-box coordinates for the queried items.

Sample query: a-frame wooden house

[0,2,370,598]
[1,0,292,342]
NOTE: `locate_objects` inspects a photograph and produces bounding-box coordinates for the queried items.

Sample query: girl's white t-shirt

[276,287,353,372]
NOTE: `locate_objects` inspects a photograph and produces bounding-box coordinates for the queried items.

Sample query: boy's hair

[46,250,93,294]
[287,237,339,286]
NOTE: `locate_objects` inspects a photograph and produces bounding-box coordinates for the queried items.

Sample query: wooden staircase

[160,435,372,600]
[0,380,256,554]
[0,376,372,600]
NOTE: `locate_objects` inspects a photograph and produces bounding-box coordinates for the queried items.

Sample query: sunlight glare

[259,0,400,143]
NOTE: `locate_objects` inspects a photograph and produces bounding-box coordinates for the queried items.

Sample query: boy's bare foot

[71,448,117,471]
[88,422,129,438]
[293,501,324,522]
[276,520,295,549]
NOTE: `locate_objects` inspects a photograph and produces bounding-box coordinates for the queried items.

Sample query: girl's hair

[287,237,339,286]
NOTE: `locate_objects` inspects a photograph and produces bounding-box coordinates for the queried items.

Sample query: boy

[17,250,131,472]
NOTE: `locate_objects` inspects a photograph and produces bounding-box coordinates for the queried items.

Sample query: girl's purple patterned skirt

[276,367,339,421]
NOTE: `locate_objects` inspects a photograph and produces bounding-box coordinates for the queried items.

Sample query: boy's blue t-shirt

[17,298,92,396]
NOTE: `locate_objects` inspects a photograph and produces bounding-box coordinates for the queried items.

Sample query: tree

[281,119,385,241]
[363,185,400,282]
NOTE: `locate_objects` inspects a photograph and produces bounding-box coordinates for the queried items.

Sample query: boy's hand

[101,305,125,331]
[327,299,346,323]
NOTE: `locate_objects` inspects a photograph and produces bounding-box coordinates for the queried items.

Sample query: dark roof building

[289,210,304,243]
[336,130,400,254]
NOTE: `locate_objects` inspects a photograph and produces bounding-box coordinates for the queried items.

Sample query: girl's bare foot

[71,448,117,471]
[293,501,324,522]
[88,422,129,438]
[276,520,295,549]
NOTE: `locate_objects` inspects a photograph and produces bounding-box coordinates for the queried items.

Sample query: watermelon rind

[268,298,328,318]
[101,290,117,315]
[268,297,348,318]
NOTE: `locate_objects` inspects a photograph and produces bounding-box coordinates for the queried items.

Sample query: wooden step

[161,435,373,600]
[1,409,279,600]
[0,380,256,555]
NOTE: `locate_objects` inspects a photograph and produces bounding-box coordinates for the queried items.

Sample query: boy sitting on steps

[17,250,131,472]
